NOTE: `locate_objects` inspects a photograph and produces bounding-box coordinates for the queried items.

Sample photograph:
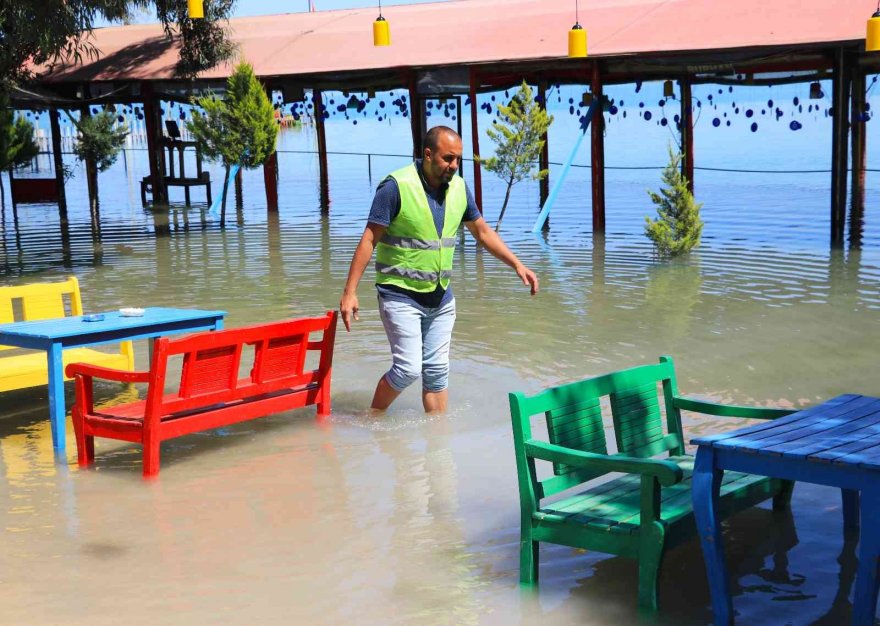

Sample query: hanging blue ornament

[712,118,721,127]
[745,109,753,118]
[750,122,758,132]
[609,105,618,114]
[644,111,652,120]
[789,120,802,130]
[660,118,668,126]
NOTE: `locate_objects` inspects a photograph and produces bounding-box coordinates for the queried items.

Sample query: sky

[117,0,447,24]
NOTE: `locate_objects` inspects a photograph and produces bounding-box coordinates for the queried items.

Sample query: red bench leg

[71,407,94,467]
[317,372,332,417]
[142,435,161,478]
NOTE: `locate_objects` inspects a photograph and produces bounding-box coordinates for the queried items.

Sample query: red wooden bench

[66,312,338,477]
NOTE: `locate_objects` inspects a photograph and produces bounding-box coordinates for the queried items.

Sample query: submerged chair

[508,355,795,610]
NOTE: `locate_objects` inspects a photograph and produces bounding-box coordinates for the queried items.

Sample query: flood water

[2,90,880,625]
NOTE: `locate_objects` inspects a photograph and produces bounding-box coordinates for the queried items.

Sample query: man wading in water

[339,126,539,413]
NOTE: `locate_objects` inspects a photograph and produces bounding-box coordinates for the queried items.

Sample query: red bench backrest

[145,312,337,419]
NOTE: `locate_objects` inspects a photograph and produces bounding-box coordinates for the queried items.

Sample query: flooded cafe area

[4,2,880,625]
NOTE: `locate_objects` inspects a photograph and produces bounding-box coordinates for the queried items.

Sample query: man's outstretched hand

[339,292,360,332]
[515,264,539,296]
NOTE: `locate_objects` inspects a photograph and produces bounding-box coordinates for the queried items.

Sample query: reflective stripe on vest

[379,235,458,250]
[376,264,454,282]
[375,163,467,293]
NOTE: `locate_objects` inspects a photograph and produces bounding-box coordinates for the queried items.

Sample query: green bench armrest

[524,440,684,486]
[673,396,795,420]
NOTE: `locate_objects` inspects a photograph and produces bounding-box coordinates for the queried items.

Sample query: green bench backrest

[0,277,82,352]
[510,357,685,502]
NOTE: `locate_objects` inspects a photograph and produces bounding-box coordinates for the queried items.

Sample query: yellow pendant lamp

[568,0,587,58]
[374,0,390,46]
[868,3,880,51]
[188,0,204,19]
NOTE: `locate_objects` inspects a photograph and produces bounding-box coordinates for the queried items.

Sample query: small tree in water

[71,110,128,213]
[187,62,278,226]
[0,97,39,208]
[644,147,703,257]
[479,81,553,232]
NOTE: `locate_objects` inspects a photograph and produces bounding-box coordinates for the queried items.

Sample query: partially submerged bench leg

[317,377,332,417]
[637,521,666,610]
[71,407,94,467]
[143,433,160,478]
[519,528,539,584]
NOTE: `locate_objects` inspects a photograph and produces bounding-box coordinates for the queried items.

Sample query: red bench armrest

[65,362,151,384]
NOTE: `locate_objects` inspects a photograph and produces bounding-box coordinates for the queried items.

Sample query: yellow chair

[0,277,134,393]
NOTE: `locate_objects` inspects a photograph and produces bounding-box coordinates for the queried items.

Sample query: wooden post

[49,108,68,220]
[850,63,866,249]
[142,82,167,205]
[262,82,279,212]
[408,72,422,158]
[468,68,483,214]
[313,89,330,214]
[538,79,550,210]
[680,77,695,193]
[830,49,851,248]
[590,61,606,233]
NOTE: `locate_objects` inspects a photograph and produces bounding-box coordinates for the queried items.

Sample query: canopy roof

[31,0,877,86]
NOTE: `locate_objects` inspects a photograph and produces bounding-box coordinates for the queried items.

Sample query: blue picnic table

[0,307,225,453]
[692,394,880,625]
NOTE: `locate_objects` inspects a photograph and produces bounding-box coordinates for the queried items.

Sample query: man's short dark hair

[423,126,460,152]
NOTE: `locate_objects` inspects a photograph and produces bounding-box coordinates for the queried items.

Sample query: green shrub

[478,81,553,232]
[644,147,703,257]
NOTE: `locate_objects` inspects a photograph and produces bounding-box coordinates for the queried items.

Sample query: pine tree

[187,61,278,225]
[0,96,40,209]
[71,110,128,213]
[644,147,703,257]
[479,81,553,232]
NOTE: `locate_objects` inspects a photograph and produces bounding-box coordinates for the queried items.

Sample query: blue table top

[691,394,880,469]
[0,307,226,340]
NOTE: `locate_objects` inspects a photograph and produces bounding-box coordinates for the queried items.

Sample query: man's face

[424,132,462,185]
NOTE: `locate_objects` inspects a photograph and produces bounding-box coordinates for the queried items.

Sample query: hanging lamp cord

[379,0,383,18]
[576,0,580,25]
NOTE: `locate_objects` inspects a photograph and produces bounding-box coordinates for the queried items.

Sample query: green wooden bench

[509,356,795,610]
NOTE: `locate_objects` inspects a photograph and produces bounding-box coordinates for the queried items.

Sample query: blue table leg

[693,446,733,625]
[842,489,860,534]
[46,342,66,452]
[853,488,880,626]
[214,318,224,330]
